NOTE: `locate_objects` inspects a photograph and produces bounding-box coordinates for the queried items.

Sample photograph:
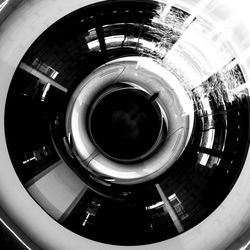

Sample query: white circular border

[66,57,192,185]
[0,0,250,250]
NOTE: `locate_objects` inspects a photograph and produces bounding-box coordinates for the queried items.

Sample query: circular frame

[1,0,250,250]
[66,57,193,185]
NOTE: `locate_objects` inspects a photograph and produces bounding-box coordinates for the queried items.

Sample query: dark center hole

[89,88,163,161]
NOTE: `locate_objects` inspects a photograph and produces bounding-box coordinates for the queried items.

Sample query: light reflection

[82,199,101,227]
[0,0,8,12]
[104,35,125,48]
[32,58,59,79]
[239,240,250,250]
[41,83,51,102]
[152,3,189,31]
[22,146,51,165]
[207,156,221,169]
[87,40,100,51]
[0,218,31,250]
[86,28,100,50]
[200,128,215,149]
[198,153,210,166]
[146,201,164,210]
[168,193,189,221]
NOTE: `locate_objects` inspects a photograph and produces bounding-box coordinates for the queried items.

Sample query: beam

[156,183,184,233]
[19,62,68,93]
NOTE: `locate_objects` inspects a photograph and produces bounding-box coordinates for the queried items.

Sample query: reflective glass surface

[4,0,250,246]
